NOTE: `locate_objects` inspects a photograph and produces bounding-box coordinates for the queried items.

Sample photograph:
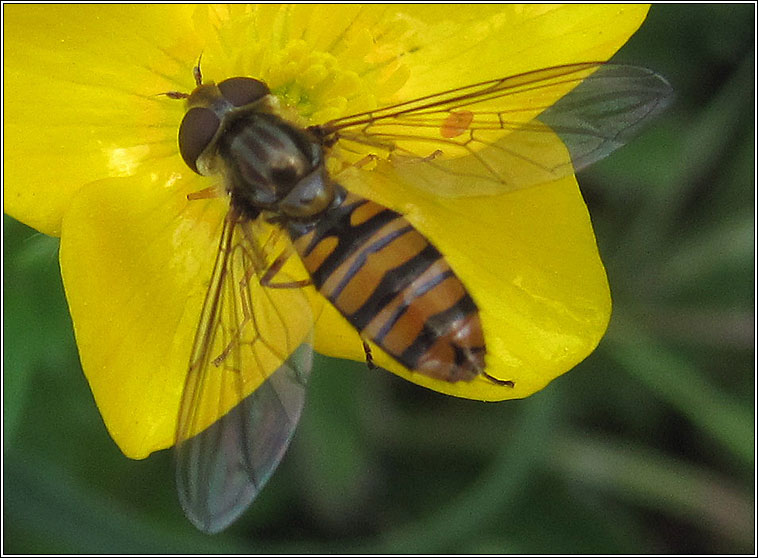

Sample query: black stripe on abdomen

[289,186,486,383]
[348,242,440,330]
[399,292,478,369]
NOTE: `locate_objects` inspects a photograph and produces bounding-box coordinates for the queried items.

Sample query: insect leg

[352,153,379,169]
[210,232,304,368]
[362,340,376,370]
[260,246,312,290]
[327,153,380,178]
[237,222,312,290]
[388,148,444,165]
[482,371,514,387]
[186,186,223,201]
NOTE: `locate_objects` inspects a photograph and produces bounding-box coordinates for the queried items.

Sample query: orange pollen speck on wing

[440,110,474,138]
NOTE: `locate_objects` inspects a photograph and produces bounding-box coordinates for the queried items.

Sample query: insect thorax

[217,111,335,221]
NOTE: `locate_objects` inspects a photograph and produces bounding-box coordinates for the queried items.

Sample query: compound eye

[217,77,270,107]
[178,107,220,174]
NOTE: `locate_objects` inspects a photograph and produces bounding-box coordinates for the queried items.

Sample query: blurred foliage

[3,4,754,554]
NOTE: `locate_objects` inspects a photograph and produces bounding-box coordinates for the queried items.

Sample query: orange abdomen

[287,186,485,382]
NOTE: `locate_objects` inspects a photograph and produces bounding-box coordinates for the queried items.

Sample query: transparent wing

[316,63,673,196]
[175,211,314,534]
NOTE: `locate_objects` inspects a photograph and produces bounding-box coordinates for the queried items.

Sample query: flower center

[203,7,421,127]
[267,40,365,126]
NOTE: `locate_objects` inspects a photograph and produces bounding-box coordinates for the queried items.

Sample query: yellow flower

[4,5,650,459]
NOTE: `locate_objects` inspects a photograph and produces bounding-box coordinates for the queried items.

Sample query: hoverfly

[166,60,672,533]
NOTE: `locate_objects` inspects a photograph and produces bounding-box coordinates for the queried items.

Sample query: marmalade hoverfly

[167,61,672,532]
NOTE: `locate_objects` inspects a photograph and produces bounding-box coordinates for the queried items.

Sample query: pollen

[441,111,474,139]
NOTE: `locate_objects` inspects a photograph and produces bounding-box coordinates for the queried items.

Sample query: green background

[4,4,754,553]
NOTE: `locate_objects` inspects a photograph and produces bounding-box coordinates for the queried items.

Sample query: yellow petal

[391,4,651,100]
[4,5,200,236]
[59,162,226,458]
